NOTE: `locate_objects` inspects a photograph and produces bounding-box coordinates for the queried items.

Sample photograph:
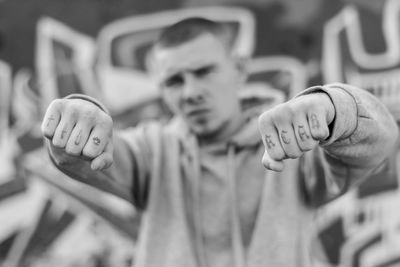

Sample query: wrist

[65,94,109,114]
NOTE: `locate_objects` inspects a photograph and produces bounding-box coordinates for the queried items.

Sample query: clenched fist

[258,92,335,171]
[41,98,114,171]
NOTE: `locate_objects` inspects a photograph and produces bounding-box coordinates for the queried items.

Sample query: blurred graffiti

[1,1,400,266]
[323,0,400,120]
[312,0,400,266]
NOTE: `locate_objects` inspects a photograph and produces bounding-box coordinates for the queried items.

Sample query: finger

[258,113,286,161]
[261,151,284,172]
[41,101,62,139]
[293,117,318,152]
[82,124,111,159]
[307,111,330,141]
[91,141,113,171]
[52,114,76,148]
[277,124,302,159]
[65,122,92,156]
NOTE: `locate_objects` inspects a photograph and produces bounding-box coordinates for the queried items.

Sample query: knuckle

[284,104,297,118]
[80,108,97,121]
[69,107,81,120]
[50,98,65,110]
[98,115,113,129]
[271,106,292,124]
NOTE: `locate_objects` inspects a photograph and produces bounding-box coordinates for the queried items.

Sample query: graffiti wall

[1,0,400,266]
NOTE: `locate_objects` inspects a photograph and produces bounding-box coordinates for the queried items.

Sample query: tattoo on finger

[310,114,320,129]
[298,125,310,141]
[46,116,55,127]
[61,127,68,139]
[93,137,101,146]
[264,134,275,149]
[280,130,291,144]
[74,130,82,145]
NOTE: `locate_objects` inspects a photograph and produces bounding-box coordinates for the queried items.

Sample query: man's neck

[198,114,247,146]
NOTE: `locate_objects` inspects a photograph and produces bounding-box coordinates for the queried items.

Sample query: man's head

[147,17,248,142]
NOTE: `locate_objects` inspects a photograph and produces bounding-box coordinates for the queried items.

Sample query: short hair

[153,17,235,51]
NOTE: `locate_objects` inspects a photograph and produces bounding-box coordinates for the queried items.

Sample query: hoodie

[50,83,398,267]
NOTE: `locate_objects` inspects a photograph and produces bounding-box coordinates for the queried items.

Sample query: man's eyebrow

[163,71,182,82]
[161,62,216,81]
[187,63,216,72]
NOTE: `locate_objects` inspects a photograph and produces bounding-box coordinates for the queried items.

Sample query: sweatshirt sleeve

[298,83,399,206]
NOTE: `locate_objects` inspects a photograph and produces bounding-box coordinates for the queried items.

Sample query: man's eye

[194,66,214,77]
[164,75,183,88]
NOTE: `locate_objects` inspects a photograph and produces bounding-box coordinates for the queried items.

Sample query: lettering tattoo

[298,125,310,141]
[93,136,101,146]
[61,127,68,139]
[264,134,275,149]
[310,114,320,129]
[281,130,291,144]
[46,116,55,127]
[74,130,82,145]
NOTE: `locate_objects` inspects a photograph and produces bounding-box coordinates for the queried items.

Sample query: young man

[41,18,398,267]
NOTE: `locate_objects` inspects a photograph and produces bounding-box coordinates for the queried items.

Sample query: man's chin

[186,117,219,137]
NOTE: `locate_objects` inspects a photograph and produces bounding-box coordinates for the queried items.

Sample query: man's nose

[182,76,204,103]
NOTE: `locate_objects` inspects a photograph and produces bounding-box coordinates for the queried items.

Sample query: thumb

[90,141,113,171]
[262,150,284,172]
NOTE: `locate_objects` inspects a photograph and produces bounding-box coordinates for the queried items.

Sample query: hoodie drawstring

[185,136,209,267]
[187,139,245,267]
[227,143,245,267]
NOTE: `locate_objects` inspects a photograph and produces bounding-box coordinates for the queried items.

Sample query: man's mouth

[186,108,210,118]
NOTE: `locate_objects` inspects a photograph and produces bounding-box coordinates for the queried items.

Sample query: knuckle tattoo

[310,113,320,129]
[74,130,82,146]
[61,127,68,140]
[297,125,310,141]
[46,115,55,127]
[264,134,275,149]
[281,130,291,144]
[92,136,101,146]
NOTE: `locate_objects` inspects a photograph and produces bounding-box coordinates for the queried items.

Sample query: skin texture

[41,32,335,172]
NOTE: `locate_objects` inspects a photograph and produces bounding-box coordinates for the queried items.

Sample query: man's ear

[234,56,249,84]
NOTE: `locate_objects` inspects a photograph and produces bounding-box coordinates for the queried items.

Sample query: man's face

[150,33,246,138]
